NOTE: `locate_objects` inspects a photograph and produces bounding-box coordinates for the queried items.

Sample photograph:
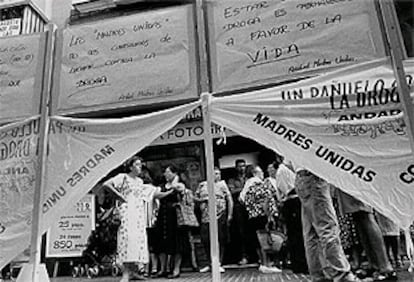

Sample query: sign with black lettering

[46,195,95,258]
[0,18,21,37]
[206,0,386,92]
[56,4,198,114]
[0,33,46,122]
[209,58,414,229]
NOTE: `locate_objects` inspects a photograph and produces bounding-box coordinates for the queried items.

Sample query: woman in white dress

[103,156,173,282]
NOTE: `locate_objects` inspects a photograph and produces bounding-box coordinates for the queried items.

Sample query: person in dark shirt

[227,159,250,265]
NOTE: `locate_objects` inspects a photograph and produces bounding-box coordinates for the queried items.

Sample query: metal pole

[16,24,55,282]
[202,93,221,282]
[379,0,414,154]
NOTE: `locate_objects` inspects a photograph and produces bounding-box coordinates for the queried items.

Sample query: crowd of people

[93,154,410,282]
[0,154,404,281]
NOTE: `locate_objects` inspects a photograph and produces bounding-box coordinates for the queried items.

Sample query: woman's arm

[154,188,174,199]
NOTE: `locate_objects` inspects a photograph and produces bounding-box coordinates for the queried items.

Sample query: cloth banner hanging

[210,58,414,229]
[0,101,200,269]
[0,116,40,269]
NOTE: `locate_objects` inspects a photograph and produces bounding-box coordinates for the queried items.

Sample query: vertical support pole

[16,24,55,282]
[379,0,414,154]
[201,93,221,282]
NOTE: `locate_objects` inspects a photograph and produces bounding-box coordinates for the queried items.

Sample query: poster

[46,194,95,258]
[0,33,45,122]
[0,18,21,37]
[207,0,386,92]
[56,4,198,114]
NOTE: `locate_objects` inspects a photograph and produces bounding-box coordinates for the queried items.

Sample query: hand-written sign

[46,194,95,258]
[57,4,197,113]
[0,33,44,122]
[207,0,386,92]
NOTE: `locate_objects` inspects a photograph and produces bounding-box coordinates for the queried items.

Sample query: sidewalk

[3,268,414,282]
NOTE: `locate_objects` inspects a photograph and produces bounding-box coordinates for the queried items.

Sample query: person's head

[267,163,277,178]
[235,159,246,175]
[214,166,221,182]
[163,164,179,183]
[124,155,143,176]
[246,164,264,180]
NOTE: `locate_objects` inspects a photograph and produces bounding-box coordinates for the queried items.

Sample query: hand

[227,215,232,223]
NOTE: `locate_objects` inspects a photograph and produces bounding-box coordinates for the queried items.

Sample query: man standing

[227,159,249,265]
[295,169,360,282]
[196,167,233,273]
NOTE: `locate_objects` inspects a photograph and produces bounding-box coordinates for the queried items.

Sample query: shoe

[337,272,361,282]
[219,266,225,273]
[373,271,398,281]
[239,257,248,265]
[266,266,282,273]
[199,266,210,273]
[259,265,282,274]
[155,271,169,278]
[167,272,180,279]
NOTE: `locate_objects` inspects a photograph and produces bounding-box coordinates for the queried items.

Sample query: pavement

[3,267,414,282]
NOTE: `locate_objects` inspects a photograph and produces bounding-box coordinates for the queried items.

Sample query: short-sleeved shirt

[196,180,231,223]
[244,177,278,219]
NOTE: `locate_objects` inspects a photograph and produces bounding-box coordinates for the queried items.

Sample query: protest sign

[46,194,95,258]
[0,33,45,122]
[0,101,200,269]
[0,116,39,268]
[206,0,386,92]
[210,58,414,228]
[56,4,198,114]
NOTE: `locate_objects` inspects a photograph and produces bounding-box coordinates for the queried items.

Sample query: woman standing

[240,164,282,274]
[103,156,173,282]
[153,164,188,279]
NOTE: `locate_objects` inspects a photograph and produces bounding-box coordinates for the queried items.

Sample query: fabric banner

[210,58,414,228]
[0,101,200,269]
[0,116,40,269]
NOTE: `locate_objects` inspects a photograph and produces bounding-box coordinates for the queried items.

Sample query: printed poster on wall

[0,18,21,37]
[0,33,46,123]
[46,194,95,258]
[56,4,198,114]
[207,0,386,92]
[210,58,414,228]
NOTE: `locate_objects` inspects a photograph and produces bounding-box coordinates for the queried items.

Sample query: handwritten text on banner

[0,33,44,122]
[57,4,197,113]
[207,0,386,92]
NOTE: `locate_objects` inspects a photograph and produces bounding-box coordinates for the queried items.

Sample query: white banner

[210,58,414,228]
[0,101,200,269]
[0,116,39,269]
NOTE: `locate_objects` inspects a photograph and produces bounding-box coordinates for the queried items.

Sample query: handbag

[176,190,199,227]
[256,224,286,252]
